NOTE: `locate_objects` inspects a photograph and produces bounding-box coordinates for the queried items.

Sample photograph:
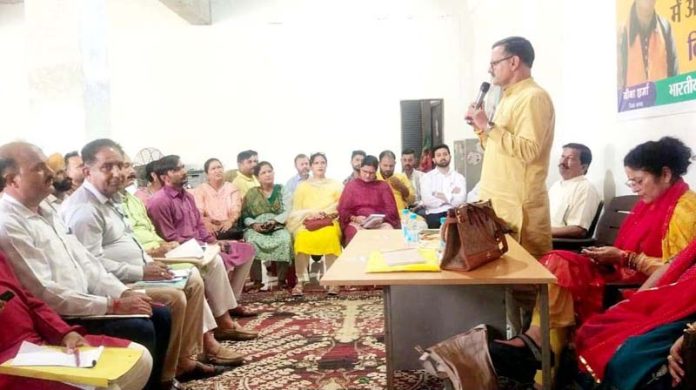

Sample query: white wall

[0,3,30,143]
[1,0,695,190]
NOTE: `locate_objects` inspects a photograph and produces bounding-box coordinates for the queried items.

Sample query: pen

[151,302,166,308]
[73,348,80,367]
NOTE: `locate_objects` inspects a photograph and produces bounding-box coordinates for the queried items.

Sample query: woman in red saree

[574,238,696,389]
[489,137,696,387]
[337,155,400,245]
[544,137,696,323]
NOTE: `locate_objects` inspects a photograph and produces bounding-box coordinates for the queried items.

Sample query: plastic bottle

[401,209,410,240]
[438,216,448,257]
[407,213,421,246]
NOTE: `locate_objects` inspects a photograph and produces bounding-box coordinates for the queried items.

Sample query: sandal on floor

[488,333,554,385]
[176,361,232,382]
[291,284,304,296]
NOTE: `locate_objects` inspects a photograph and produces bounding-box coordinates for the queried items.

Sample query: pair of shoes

[214,326,259,341]
[203,345,246,366]
[488,333,554,385]
[176,362,232,382]
[291,284,304,296]
[229,305,258,317]
[327,286,340,295]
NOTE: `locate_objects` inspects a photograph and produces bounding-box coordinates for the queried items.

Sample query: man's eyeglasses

[489,55,513,68]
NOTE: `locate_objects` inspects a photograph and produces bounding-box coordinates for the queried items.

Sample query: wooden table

[321,230,556,390]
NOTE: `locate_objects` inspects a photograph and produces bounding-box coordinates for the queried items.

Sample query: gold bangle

[626,252,638,270]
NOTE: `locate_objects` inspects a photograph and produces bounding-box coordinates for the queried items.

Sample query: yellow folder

[0,347,143,387]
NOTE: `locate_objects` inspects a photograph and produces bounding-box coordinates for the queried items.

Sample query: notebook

[361,214,386,229]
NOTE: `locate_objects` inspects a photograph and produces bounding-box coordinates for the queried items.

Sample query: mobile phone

[0,290,15,302]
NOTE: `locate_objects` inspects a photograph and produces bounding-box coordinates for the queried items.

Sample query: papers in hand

[381,248,430,266]
[11,341,104,368]
[156,239,220,268]
[165,239,204,259]
[361,214,385,229]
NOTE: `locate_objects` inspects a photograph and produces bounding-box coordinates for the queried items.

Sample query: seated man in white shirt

[420,144,467,228]
[60,139,247,381]
[0,142,172,389]
[548,143,602,238]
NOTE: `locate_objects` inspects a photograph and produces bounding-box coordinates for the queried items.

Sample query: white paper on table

[381,248,429,266]
[164,239,204,259]
[11,341,104,368]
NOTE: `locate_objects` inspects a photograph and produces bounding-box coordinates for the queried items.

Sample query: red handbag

[303,213,337,231]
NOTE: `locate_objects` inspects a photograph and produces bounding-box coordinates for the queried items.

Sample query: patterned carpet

[183,287,445,390]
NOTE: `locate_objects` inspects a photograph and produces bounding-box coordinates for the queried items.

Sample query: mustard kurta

[288,178,343,256]
[232,173,260,198]
[376,171,416,211]
[663,190,696,259]
[479,77,555,258]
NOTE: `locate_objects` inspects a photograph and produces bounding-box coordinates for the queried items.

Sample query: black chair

[551,200,605,251]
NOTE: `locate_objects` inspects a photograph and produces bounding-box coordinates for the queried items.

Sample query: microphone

[466,82,490,125]
[473,82,490,109]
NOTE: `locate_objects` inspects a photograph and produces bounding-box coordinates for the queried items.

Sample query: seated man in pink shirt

[147,155,256,317]
[0,251,152,390]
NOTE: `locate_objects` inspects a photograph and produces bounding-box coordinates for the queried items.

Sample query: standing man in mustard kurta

[467,36,555,333]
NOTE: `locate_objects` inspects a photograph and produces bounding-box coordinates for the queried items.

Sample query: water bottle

[407,213,420,246]
[401,209,410,240]
[438,216,448,257]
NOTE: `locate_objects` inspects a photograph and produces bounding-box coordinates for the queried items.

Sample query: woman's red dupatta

[575,238,696,381]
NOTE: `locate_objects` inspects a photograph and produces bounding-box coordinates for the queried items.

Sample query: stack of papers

[0,344,144,388]
[164,239,204,259]
[365,248,441,273]
[382,248,430,266]
[154,240,220,268]
[11,342,104,368]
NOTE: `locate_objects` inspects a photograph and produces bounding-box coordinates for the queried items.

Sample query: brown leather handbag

[440,200,511,272]
[416,325,498,390]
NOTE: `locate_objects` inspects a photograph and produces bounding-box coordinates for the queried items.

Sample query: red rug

[183,288,445,389]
